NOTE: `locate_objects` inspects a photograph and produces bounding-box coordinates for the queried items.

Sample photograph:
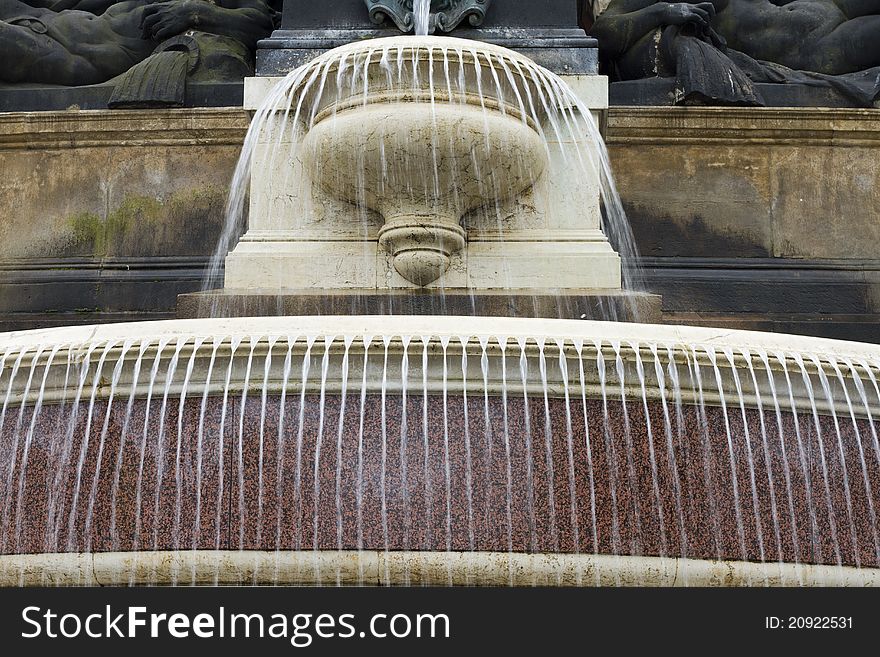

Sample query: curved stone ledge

[0,109,250,151]
[1,550,876,587]
[606,107,880,147]
[0,316,877,417]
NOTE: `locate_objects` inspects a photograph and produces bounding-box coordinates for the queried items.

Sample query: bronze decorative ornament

[364,0,491,34]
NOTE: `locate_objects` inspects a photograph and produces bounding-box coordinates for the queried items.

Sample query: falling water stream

[0,318,877,585]
[414,0,431,36]
[204,36,643,311]
[0,28,877,588]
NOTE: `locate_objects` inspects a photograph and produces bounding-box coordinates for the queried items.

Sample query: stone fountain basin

[294,36,550,286]
[0,316,878,579]
[301,103,547,285]
[302,103,546,219]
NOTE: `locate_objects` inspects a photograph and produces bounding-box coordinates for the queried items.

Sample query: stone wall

[0,109,249,330]
[606,107,880,342]
[0,106,878,341]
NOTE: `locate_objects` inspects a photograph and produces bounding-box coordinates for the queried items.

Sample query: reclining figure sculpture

[585,0,880,105]
[0,0,276,101]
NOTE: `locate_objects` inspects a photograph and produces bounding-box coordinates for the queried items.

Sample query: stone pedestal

[222,72,622,295]
[257,0,599,75]
[177,288,661,322]
[189,2,645,319]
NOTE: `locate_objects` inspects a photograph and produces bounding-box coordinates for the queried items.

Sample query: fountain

[298,38,549,286]
[0,0,878,587]
[175,40,650,319]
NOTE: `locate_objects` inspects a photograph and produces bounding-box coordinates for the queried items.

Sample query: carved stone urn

[299,36,547,287]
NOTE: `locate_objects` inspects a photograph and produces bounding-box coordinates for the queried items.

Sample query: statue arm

[591,2,669,57]
[141,0,274,50]
[591,1,718,57]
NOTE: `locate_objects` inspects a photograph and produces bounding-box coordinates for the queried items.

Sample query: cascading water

[414,0,431,35]
[203,36,643,312]
[0,317,878,586]
[1,28,878,590]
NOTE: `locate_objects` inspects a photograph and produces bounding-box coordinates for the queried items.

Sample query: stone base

[609,77,877,108]
[224,233,623,292]
[4,551,877,587]
[0,108,249,331]
[176,289,661,323]
[256,28,598,76]
[261,0,595,76]
[0,81,244,112]
[607,105,880,343]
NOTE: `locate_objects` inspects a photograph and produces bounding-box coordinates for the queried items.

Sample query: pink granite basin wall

[3,392,877,568]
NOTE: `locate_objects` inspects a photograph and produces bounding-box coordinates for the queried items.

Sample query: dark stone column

[257,0,598,75]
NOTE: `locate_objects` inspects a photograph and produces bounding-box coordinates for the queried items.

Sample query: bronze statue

[714,0,880,75]
[0,0,275,86]
[3,0,878,106]
[585,0,880,105]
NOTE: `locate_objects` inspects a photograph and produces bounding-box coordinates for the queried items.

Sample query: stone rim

[0,316,877,417]
[2,550,877,587]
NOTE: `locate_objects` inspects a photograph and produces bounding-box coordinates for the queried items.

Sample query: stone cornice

[0,108,251,150]
[606,106,880,146]
[5,106,877,149]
